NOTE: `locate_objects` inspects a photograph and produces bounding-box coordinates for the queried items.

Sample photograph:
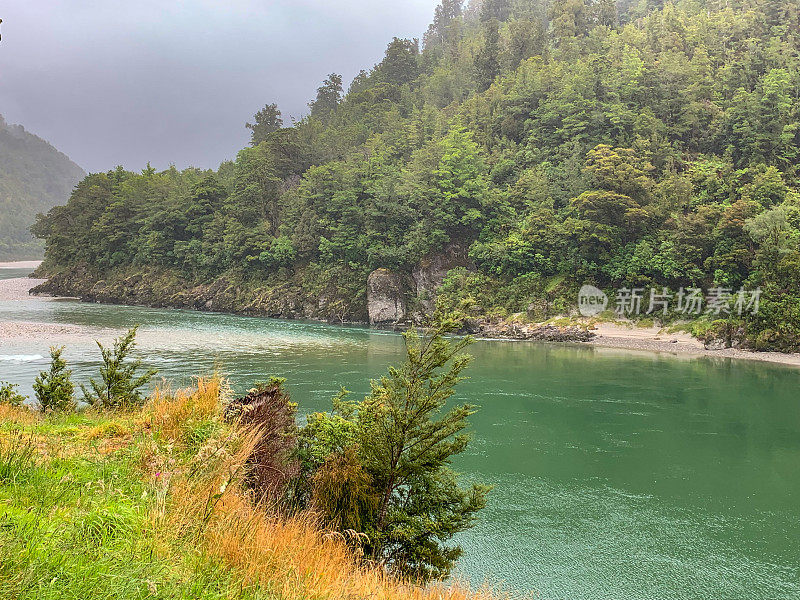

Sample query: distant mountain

[0,115,85,259]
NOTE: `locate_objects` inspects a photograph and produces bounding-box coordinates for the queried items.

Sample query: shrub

[33,346,75,413]
[0,382,26,407]
[225,378,300,504]
[355,323,490,581]
[82,326,157,410]
[298,319,490,582]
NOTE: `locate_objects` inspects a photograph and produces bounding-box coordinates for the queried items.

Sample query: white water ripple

[0,354,45,363]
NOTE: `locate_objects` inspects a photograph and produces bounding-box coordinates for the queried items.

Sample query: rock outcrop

[412,244,471,314]
[366,269,407,324]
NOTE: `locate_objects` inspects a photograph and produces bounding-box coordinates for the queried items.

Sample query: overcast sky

[0,1,437,173]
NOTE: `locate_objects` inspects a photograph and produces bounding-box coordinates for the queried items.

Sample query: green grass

[0,382,505,600]
[0,411,274,600]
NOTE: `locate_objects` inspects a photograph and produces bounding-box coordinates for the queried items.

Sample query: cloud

[0,0,436,173]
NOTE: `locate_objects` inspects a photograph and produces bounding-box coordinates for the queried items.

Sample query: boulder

[412,244,471,313]
[367,269,407,324]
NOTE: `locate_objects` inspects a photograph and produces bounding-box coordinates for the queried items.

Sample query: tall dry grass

[152,377,508,600]
[0,403,37,425]
[148,376,227,442]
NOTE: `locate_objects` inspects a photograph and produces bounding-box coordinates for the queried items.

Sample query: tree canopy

[36,0,800,350]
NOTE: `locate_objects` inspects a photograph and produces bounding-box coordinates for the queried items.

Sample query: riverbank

[0,379,502,600]
[7,276,800,368]
[0,260,42,270]
[588,322,800,367]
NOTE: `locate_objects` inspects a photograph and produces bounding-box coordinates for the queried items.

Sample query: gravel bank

[0,278,47,301]
[589,323,800,367]
[0,261,42,270]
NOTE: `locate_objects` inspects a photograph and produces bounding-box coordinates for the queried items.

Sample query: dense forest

[35,0,800,350]
[0,115,84,260]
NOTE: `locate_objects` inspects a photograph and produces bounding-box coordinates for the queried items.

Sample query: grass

[0,377,511,600]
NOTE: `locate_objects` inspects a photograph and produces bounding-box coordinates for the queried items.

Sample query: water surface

[1,282,798,599]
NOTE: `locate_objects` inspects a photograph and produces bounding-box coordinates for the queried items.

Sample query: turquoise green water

[0,268,36,280]
[1,278,799,599]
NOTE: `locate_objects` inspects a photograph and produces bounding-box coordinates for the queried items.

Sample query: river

[1,265,798,599]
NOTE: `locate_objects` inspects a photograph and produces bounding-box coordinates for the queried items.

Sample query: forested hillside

[0,116,84,260]
[35,0,800,350]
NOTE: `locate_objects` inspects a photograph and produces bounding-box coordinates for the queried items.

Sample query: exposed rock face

[31,265,369,322]
[412,244,471,313]
[367,269,407,324]
[367,269,407,325]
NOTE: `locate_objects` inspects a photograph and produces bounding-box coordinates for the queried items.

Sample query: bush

[33,346,75,413]
[82,326,157,410]
[225,378,300,504]
[0,382,27,407]
[297,320,490,582]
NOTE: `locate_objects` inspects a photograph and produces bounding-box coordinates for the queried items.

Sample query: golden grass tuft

[148,375,227,442]
[0,403,37,425]
[84,421,131,440]
[202,503,505,599]
[153,392,509,600]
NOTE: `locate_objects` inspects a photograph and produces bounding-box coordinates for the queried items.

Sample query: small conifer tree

[33,346,75,413]
[82,326,157,409]
[303,314,490,581]
[0,381,27,407]
[356,321,490,580]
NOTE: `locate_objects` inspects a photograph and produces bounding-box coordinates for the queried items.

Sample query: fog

[0,1,436,172]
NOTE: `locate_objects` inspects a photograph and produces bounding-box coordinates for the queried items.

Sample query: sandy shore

[0,260,42,270]
[0,320,100,341]
[589,322,800,367]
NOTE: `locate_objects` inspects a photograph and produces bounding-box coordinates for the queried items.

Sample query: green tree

[594,0,617,27]
[480,0,511,22]
[502,17,546,69]
[435,127,489,237]
[353,321,490,581]
[378,38,420,86]
[0,382,27,407]
[81,326,157,410]
[33,346,75,413]
[246,103,283,146]
[309,74,343,121]
[423,0,463,50]
[474,19,500,92]
[550,0,590,51]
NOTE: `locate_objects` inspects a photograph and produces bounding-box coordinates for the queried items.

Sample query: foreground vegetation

[34,0,800,350]
[0,324,497,597]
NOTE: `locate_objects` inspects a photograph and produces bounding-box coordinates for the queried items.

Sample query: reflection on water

[1,292,799,599]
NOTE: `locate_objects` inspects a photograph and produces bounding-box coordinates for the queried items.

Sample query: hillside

[34,0,800,351]
[0,115,85,259]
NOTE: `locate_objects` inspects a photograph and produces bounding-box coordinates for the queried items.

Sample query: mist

[0,1,436,173]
